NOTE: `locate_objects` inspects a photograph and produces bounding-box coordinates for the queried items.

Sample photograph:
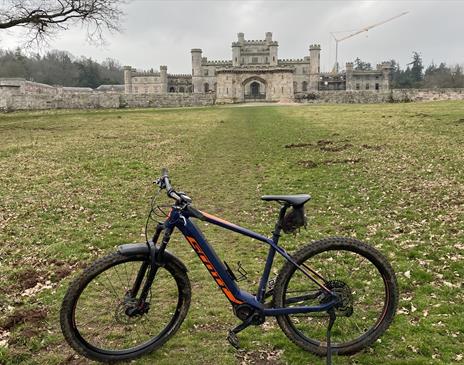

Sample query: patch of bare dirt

[284,142,313,148]
[362,144,383,150]
[0,308,48,331]
[299,158,361,168]
[15,269,41,291]
[299,160,318,168]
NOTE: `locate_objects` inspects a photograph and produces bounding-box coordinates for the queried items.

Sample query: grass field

[0,102,463,365]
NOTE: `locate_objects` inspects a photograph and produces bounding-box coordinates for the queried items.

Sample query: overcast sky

[1,0,463,73]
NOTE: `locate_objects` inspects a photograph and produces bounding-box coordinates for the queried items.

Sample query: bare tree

[0,0,125,45]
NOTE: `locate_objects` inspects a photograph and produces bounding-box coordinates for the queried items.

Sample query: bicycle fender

[117,243,188,273]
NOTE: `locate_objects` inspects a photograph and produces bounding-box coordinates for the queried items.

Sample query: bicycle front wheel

[273,237,398,356]
[60,252,191,362]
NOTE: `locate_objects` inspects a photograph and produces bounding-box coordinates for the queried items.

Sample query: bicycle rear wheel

[273,237,398,356]
[60,252,191,362]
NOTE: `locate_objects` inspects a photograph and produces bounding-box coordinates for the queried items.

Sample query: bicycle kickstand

[326,308,336,365]
[227,315,255,349]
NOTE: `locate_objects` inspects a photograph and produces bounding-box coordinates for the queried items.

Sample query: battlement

[133,71,160,77]
[309,44,321,50]
[168,74,192,78]
[203,60,232,65]
[279,58,309,63]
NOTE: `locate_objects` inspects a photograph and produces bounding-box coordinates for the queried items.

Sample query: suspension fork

[129,223,171,302]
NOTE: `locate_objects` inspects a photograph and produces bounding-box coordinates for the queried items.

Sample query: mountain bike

[60,169,398,364]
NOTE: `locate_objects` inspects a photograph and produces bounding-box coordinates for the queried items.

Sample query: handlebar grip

[161,168,168,177]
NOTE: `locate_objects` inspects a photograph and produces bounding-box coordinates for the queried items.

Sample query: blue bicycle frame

[163,205,338,316]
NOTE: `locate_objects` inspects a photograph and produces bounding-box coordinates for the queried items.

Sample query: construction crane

[331,11,409,73]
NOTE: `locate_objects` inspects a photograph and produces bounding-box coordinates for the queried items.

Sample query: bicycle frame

[161,206,338,316]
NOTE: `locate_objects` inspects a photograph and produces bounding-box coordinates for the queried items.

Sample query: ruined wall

[0,93,215,111]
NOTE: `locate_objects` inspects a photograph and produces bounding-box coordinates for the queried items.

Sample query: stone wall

[0,92,215,111]
[1,88,463,111]
[296,88,464,104]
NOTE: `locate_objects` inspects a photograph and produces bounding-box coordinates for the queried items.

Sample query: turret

[232,43,241,67]
[269,39,278,66]
[381,61,392,90]
[346,62,354,90]
[309,44,321,91]
[160,65,168,94]
[123,66,132,94]
[191,48,203,93]
[237,32,245,44]
[265,32,272,44]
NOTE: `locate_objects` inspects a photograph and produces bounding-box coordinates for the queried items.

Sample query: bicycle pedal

[227,331,240,349]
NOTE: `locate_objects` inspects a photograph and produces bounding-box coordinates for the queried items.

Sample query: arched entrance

[250,82,260,97]
[243,76,266,101]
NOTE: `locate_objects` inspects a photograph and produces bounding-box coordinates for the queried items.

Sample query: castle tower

[232,33,242,66]
[237,32,245,43]
[345,62,354,90]
[309,44,321,91]
[160,65,168,94]
[191,48,203,93]
[123,66,132,94]
[381,62,392,90]
[269,33,278,66]
[265,32,272,44]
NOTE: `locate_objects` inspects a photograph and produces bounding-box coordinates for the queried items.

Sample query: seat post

[272,204,288,243]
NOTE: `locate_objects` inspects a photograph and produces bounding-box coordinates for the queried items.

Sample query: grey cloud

[1,0,463,73]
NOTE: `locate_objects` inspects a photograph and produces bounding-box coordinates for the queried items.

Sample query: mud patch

[299,160,318,168]
[14,269,41,291]
[236,348,284,365]
[284,142,313,148]
[299,158,361,168]
[362,144,383,150]
[0,308,47,331]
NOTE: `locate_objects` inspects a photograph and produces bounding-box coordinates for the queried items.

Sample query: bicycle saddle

[261,194,311,206]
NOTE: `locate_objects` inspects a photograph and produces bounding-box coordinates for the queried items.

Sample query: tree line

[0,48,123,88]
[353,52,464,89]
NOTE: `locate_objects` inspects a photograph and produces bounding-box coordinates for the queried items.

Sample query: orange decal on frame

[185,236,243,304]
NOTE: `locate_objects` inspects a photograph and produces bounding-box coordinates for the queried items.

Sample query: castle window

[265,57,268,63]
[226,87,229,94]
[204,69,209,76]
[252,57,258,63]
[303,67,308,73]
[365,84,370,90]
[204,83,209,92]
[302,81,308,91]
[134,87,138,93]
[356,83,360,90]
[179,87,185,92]
[242,57,244,63]
[169,87,175,92]
[281,86,284,93]
[235,57,237,63]
[273,56,275,62]
[375,83,380,90]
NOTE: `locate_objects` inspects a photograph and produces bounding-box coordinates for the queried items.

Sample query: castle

[124,32,392,103]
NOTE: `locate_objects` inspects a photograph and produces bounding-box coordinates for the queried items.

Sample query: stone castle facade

[124,32,392,103]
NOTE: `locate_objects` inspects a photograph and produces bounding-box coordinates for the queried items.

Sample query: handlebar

[156,168,191,204]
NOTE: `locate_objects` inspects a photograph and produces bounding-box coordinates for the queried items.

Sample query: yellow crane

[331,11,409,73]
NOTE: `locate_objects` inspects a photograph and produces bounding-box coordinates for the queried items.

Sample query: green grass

[1,102,463,364]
